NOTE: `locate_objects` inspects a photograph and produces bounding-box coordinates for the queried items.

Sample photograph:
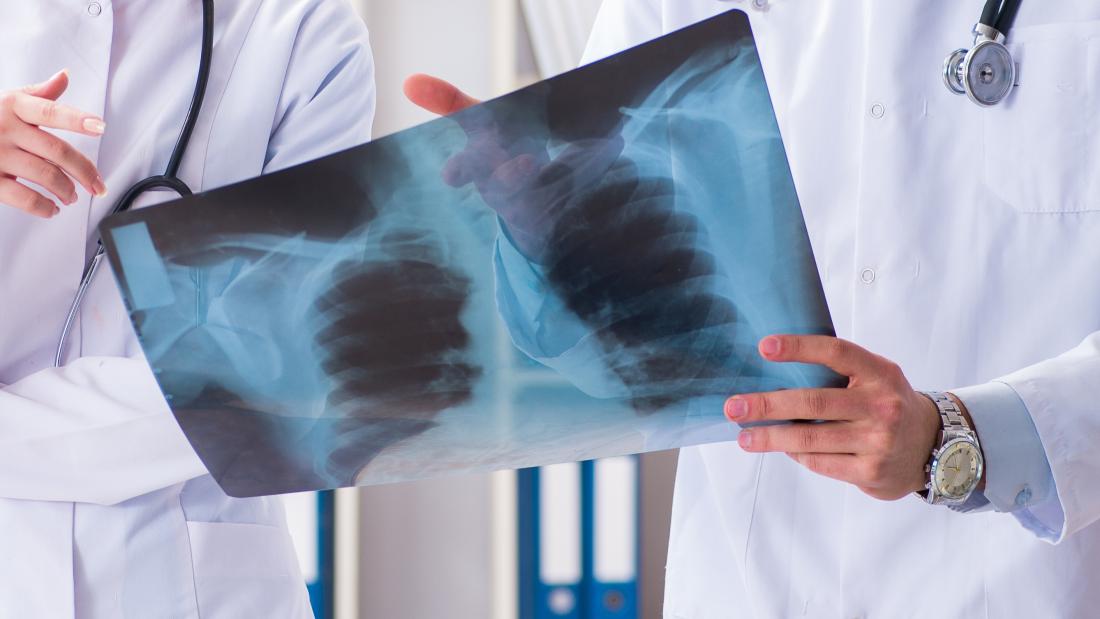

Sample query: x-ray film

[101,9,842,497]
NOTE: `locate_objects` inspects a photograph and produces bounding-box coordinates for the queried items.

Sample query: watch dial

[934,442,981,499]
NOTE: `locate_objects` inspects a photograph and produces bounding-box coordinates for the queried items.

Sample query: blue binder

[586,458,639,619]
[285,491,335,619]
[521,463,584,619]
[313,491,336,619]
[520,458,639,619]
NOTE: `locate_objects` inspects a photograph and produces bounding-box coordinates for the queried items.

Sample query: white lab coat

[0,1,374,616]
[585,1,1100,617]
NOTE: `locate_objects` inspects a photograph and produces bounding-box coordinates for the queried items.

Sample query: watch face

[933,440,982,500]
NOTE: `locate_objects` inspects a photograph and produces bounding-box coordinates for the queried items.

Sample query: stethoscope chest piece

[943,37,1016,107]
[944,1,1022,108]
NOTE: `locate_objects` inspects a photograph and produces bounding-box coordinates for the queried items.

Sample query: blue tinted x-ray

[101,10,842,497]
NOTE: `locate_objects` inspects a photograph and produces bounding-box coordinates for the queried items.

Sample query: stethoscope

[53,0,215,367]
[943,0,1022,107]
[50,0,1021,366]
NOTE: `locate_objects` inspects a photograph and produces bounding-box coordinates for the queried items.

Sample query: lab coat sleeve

[263,0,377,172]
[985,332,1100,543]
[954,382,1061,540]
[0,357,208,505]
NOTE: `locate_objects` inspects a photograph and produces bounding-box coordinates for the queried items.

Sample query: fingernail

[738,431,754,449]
[83,118,106,135]
[726,397,748,420]
[93,177,108,197]
[761,336,782,357]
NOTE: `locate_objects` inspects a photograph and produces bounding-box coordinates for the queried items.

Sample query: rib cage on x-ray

[314,236,481,420]
[149,144,748,490]
[312,242,482,486]
[151,220,484,493]
[542,156,749,414]
[101,10,842,496]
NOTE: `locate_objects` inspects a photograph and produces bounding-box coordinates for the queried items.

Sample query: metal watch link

[918,392,985,506]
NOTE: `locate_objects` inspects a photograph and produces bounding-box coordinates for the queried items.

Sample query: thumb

[22,69,70,101]
[403,74,480,116]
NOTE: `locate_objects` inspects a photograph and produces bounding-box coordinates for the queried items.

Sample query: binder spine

[520,458,638,619]
[585,458,638,619]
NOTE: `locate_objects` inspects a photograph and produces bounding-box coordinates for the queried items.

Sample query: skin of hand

[727,335,986,501]
[0,69,107,218]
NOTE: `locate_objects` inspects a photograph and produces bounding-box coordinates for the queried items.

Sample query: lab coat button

[751,0,769,10]
[87,2,102,17]
[861,268,877,284]
[870,102,886,119]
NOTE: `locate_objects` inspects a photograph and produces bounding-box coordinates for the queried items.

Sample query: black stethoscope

[54,0,215,367]
[943,0,1022,107]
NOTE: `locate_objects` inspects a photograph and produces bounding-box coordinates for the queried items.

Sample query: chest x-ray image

[101,9,842,497]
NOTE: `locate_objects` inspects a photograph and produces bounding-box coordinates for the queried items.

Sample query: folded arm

[0,357,207,504]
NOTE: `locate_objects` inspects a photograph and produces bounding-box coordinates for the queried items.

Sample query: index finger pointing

[759,335,878,378]
[11,92,105,136]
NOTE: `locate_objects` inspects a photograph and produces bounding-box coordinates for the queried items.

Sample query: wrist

[907,392,943,495]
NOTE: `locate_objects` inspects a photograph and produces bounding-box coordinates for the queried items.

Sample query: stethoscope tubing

[54,252,105,368]
[53,0,214,368]
[980,0,1023,36]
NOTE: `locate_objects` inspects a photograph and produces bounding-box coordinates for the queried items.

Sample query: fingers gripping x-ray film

[102,9,842,497]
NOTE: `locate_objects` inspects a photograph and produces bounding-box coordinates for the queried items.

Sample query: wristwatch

[918,392,985,506]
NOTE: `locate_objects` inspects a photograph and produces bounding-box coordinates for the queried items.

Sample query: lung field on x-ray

[314,251,482,418]
[542,157,743,413]
[309,237,482,485]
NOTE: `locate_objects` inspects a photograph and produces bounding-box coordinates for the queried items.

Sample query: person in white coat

[408,0,1100,616]
[0,1,374,616]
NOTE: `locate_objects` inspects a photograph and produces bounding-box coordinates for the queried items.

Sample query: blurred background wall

[284,2,682,619]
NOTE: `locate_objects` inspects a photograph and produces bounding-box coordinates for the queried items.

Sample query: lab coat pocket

[186,520,312,619]
[982,22,1100,213]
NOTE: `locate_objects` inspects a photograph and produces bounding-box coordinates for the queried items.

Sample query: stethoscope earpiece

[943,0,1022,108]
